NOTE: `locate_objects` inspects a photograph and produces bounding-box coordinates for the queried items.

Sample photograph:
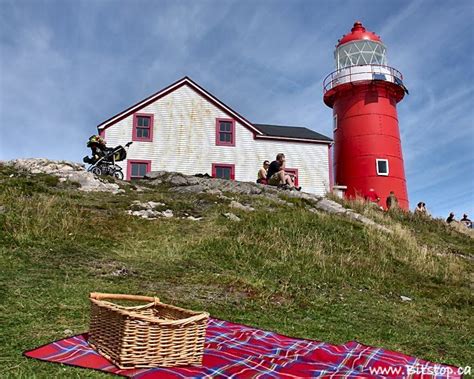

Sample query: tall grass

[1,188,88,246]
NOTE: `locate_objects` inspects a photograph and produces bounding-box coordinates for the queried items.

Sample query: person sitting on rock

[386,191,399,210]
[446,212,456,224]
[415,202,428,215]
[267,153,300,191]
[365,188,380,203]
[257,160,269,184]
[460,214,472,228]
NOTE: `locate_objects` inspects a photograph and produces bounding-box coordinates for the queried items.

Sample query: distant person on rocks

[415,202,428,215]
[460,214,472,228]
[385,191,399,210]
[446,212,456,224]
[257,160,269,184]
[267,153,301,191]
[365,188,382,210]
[365,188,380,203]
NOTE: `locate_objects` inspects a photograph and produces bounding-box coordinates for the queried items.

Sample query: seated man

[266,153,300,190]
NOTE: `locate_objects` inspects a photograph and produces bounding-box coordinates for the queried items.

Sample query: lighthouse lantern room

[324,21,409,209]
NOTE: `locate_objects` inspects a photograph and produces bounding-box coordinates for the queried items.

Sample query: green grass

[0,165,473,377]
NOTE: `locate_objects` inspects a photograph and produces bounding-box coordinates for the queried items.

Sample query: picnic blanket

[24,318,460,378]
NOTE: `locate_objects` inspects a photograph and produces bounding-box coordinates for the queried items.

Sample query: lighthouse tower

[323,21,409,209]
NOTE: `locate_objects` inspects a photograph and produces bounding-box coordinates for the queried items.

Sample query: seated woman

[257,160,269,184]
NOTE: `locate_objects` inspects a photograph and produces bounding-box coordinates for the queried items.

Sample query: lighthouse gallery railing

[323,65,404,93]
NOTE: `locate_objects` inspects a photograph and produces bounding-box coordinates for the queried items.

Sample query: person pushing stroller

[84,135,110,164]
[83,135,132,180]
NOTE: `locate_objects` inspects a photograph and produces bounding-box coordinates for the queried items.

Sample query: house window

[215,118,235,146]
[133,113,154,142]
[333,114,338,131]
[212,163,235,180]
[376,159,389,176]
[127,160,151,180]
[285,168,299,187]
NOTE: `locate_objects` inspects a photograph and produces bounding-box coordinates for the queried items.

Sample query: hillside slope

[0,162,472,378]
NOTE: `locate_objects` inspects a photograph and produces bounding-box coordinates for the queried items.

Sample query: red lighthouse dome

[337,21,382,46]
[323,21,409,210]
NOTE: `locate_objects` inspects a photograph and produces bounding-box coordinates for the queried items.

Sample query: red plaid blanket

[24,318,460,378]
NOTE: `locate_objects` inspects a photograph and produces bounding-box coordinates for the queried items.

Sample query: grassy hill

[0,163,472,378]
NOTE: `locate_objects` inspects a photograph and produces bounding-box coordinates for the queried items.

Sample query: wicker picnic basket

[88,292,209,369]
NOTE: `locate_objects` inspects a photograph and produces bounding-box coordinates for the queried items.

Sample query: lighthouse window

[376,159,389,176]
[333,114,338,131]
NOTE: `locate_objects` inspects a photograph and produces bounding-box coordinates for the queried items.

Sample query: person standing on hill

[386,191,399,210]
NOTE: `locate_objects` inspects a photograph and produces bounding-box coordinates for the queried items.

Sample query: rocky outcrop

[144,171,391,233]
[2,158,121,193]
[2,159,390,232]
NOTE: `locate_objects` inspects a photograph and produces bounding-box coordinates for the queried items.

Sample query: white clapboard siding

[103,84,330,196]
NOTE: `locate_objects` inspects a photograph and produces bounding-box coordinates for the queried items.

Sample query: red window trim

[127,159,152,180]
[132,113,154,142]
[215,118,235,146]
[285,168,299,187]
[212,163,235,180]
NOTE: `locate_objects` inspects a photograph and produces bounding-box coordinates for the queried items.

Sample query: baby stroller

[83,136,132,180]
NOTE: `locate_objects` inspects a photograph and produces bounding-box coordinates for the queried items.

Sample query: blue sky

[0,0,473,218]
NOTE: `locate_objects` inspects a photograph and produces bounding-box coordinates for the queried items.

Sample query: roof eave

[254,134,332,144]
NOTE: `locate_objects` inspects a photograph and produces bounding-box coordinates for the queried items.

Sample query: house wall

[102,85,330,195]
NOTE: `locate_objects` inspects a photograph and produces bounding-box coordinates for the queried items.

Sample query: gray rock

[187,216,202,221]
[160,209,174,218]
[2,158,120,193]
[223,212,241,222]
[168,174,191,186]
[315,198,346,214]
[229,200,255,212]
[172,185,208,193]
[206,189,222,195]
[144,171,168,179]
[146,201,165,209]
[149,179,163,185]
[110,267,132,276]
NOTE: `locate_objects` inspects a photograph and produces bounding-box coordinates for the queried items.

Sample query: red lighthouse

[324,21,409,209]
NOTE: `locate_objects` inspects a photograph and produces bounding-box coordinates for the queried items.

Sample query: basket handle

[90,292,159,304]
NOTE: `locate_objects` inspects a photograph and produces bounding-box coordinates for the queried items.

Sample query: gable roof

[97,76,262,135]
[254,124,332,143]
[97,76,332,145]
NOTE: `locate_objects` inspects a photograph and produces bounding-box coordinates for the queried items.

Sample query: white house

[97,77,333,196]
